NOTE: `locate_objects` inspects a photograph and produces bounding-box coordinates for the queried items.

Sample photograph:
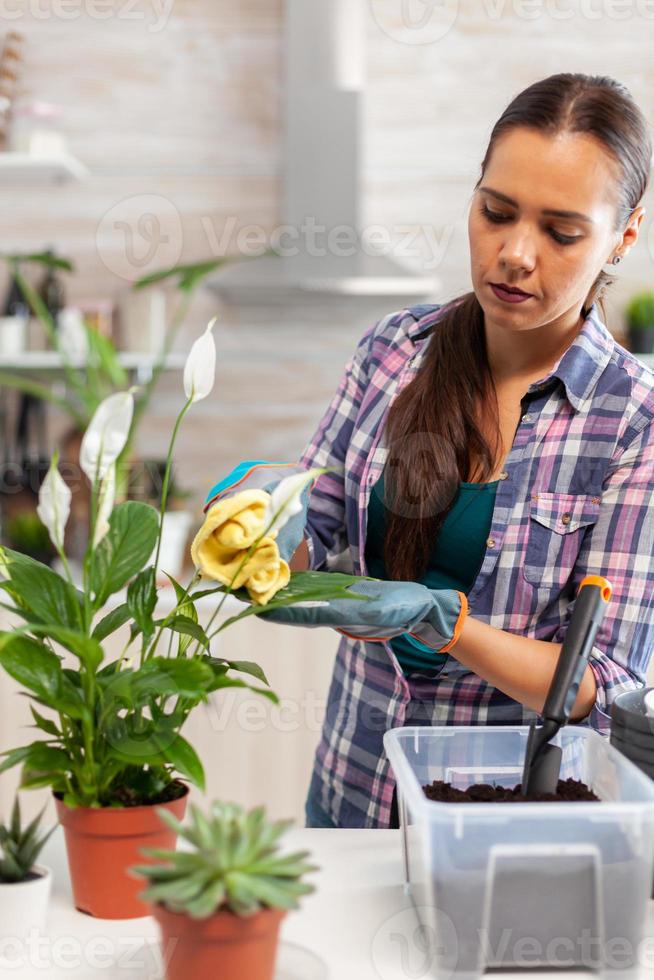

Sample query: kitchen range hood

[210,0,439,304]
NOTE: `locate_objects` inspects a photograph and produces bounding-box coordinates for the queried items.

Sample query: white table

[3,828,654,980]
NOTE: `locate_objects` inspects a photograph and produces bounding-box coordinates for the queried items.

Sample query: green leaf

[30,706,60,737]
[19,770,60,790]
[132,658,213,700]
[0,547,83,630]
[0,745,38,776]
[161,734,205,790]
[164,574,198,654]
[90,502,160,607]
[6,250,74,271]
[164,616,210,653]
[127,567,157,641]
[220,571,376,632]
[19,743,71,775]
[21,624,103,671]
[207,673,279,705]
[165,574,198,621]
[133,258,228,292]
[0,740,71,779]
[0,634,87,719]
[220,660,269,686]
[92,603,131,641]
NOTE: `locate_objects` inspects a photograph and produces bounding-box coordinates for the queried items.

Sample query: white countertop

[3,827,654,980]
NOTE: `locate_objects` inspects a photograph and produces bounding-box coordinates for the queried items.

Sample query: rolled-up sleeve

[553,417,654,733]
[297,314,396,572]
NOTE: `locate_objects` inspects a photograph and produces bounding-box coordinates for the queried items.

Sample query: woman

[205,73,654,829]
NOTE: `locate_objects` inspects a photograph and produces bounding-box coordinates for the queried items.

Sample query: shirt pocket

[522,491,601,590]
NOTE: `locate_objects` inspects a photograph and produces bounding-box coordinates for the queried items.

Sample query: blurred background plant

[0,250,276,570]
[626,291,654,354]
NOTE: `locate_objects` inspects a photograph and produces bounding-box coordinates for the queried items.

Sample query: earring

[611,255,622,265]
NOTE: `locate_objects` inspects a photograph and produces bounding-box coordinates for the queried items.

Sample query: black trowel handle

[542,576,612,726]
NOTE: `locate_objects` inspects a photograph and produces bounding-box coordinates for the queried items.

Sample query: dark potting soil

[422,777,599,803]
[109,779,187,808]
[0,869,42,884]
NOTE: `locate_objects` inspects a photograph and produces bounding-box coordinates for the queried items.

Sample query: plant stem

[144,569,200,665]
[152,397,192,579]
[114,289,194,503]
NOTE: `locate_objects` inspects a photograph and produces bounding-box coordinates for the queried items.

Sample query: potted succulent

[626,291,654,354]
[132,800,317,980]
[0,796,55,941]
[0,316,370,919]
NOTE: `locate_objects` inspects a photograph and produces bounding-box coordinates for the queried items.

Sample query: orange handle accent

[579,575,612,603]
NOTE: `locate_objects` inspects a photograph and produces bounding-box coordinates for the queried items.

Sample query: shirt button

[561,513,571,525]
[486,536,496,548]
[522,413,532,423]
[499,471,509,480]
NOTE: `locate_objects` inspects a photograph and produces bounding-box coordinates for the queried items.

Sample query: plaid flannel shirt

[299,300,654,828]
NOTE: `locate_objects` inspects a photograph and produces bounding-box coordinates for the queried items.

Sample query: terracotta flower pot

[153,902,287,980]
[55,786,188,919]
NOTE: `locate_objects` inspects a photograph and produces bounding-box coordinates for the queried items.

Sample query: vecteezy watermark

[369,0,654,45]
[96,195,454,282]
[0,0,175,33]
[371,905,459,980]
[370,903,654,980]
[480,0,654,19]
[0,928,177,975]
[369,0,460,45]
[95,194,183,281]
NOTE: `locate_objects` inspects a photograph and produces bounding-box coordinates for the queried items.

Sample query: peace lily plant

[0,315,368,812]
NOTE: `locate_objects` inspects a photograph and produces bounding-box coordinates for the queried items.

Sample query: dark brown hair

[383,73,652,581]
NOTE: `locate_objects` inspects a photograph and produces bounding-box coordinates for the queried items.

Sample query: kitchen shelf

[0,152,88,185]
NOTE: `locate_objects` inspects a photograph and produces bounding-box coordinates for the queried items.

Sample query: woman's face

[468,127,643,339]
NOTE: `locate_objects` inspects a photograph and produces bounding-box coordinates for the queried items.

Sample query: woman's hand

[257,578,468,654]
[203,460,313,563]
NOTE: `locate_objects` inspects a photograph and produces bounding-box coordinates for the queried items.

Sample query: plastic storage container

[384,725,654,980]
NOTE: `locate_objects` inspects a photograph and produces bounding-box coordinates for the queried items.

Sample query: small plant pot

[152,903,287,980]
[0,865,52,941]
[55,785,188,919]
[610,716,654,751]
[609,729,654,767]
[611,688,654,735]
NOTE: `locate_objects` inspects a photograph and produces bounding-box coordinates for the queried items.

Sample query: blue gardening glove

[258,578,468,653]
[204,459,313,563]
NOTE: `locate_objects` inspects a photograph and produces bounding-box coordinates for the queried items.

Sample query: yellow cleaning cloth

[190,489,290,605]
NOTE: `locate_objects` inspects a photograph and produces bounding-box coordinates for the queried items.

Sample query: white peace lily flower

[265,469,321,536]
[183,316,217,403]
[36,455,71,551]
[93,463,116,548]
[80,389,136,484]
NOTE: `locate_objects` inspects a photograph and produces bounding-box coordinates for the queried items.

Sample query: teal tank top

[364,470,500,675]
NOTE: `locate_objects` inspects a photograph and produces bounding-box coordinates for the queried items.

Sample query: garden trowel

[521,575,613,796]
